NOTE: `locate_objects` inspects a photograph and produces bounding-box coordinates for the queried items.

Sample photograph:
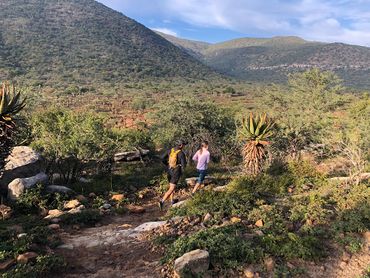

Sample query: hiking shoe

[158,201,164,211]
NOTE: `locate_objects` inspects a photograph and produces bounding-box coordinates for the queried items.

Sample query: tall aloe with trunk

[239,113,275,176]
[0,82,26,174]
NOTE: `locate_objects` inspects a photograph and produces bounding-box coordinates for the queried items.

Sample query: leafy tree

[30,108,118,183]
[149,97,236,161]
[0,82,26,174]
[259,68,344,158]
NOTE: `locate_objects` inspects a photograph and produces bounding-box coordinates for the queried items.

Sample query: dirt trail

[56,199,168,278]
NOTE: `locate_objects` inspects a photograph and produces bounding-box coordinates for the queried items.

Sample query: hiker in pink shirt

[192,141,210,194]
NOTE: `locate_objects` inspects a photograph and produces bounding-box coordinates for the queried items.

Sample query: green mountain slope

[158,33,370,88]
[0,0,216,89]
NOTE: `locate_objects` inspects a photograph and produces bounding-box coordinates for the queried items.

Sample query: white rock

[8,173,48,200]
[174,249,210,278]
[172,200,187,208]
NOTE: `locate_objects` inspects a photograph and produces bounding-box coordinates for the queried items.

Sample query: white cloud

[97,0,370,46]
[151,28,178,37]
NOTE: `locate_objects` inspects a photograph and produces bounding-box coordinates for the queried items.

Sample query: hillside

[0,0,216,90]
[158,33,370,88]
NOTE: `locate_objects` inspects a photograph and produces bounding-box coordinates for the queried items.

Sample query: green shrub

[2,255,65,278]
[164,225,263,269]
[168,189,254,220]
[59,209,101,226]
[31,108,119,183]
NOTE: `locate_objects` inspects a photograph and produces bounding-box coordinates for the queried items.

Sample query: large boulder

[8,172,48,200]
[0,146,44,189]
[174,249,210,278]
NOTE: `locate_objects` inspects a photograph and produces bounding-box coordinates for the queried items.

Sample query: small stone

[129,185,138,192]
[68,205,85,214]
[264,257,275,272]
[51,218,61,224]
[255,219,264,227]
[363,231,370,245]
[76,195,87,202]
[119,224,132,229]
[72,225,80,230]
[64,199,80,210]
[255,230,264,236]
[203,213,213,223]
[287,262,295,269]
[231,217,241,223]
[339,261,347,269]
[320,266,325,271]
[45,209,64,219]
[102,204,112,210]
[89,192,96,198]
[342,252,351,262]
[302,184,311,191]
[244,267,254,278]
[111,194,125,202]
[48,224,60,230]
[0,259,15,270]
[288,187,294,193]
[17,233,27,238]
[17,252,38,264]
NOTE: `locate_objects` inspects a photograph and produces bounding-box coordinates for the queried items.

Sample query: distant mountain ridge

[158,32,370,88]
[0,0,216,90]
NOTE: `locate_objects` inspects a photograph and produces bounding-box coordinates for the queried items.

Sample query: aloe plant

[239,112,275,176]
[0,82,26,174]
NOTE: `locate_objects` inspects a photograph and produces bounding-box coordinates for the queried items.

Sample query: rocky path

[56,200,168,278]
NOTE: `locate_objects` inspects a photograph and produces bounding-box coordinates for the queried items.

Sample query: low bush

[163,225,263,269]
[2,255,66,278]
[59,209,101,226]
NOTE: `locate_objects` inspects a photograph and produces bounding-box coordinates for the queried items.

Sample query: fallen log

[114,149,150,162]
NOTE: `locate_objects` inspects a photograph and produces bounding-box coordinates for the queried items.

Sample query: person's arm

[161,150,169,166]
[192,151,199,162]
[179,151,187,169]
[206,152,210,164]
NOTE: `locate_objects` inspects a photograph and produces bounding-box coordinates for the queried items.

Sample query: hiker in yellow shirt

[158,140,187,210]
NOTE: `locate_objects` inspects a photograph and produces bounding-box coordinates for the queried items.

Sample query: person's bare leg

[162,183,176,202]
[192,183,201,194]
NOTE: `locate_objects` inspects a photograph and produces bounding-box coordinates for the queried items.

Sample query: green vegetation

[0,0,216,92]
[149,96,236,161]
[0,82,26,174]
[159,32,370,89]
[30,108,119,183]
[238,113,275,176]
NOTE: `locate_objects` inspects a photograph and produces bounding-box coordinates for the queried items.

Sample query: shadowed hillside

[0,0,216,90]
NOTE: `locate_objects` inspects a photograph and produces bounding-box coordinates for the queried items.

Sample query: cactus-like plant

[238,112,275,176]
[0,82,26,174]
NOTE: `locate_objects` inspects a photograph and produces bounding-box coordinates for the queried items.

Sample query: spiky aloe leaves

[0,82,26,131]
[239,113,275,176]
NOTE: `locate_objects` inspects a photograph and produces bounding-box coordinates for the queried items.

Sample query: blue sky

[97,0,370,46]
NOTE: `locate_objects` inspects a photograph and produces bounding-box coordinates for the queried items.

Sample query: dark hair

[199,141,209,155]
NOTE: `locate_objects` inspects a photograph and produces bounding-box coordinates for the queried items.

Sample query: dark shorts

[167,167,182,185]
[197,170,207,184]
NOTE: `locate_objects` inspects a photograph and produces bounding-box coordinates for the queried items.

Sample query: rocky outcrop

[114,149,150,162]
[174,249,210,278]
[0,146,44,189]
[8,172,48,200]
